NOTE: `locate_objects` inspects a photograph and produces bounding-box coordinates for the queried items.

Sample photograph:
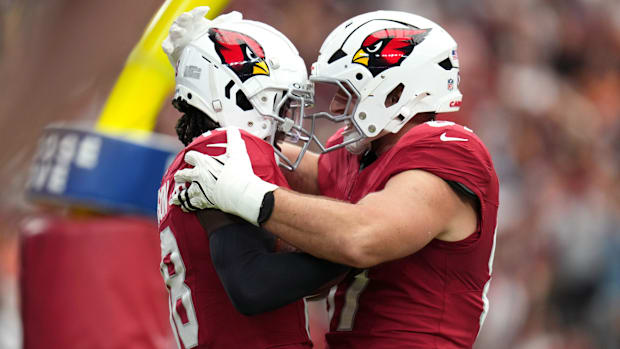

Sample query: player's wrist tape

[218,175,277,226]
[257,190,275,226]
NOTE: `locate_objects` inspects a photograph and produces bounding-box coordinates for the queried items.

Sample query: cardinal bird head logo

[208,28,270,82]
[352,27,431,77]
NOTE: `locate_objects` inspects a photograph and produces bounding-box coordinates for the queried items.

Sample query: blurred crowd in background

[0,0,618,348]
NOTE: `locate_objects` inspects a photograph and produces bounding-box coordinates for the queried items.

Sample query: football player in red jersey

[174,10,499,349]
[157,8,348,349]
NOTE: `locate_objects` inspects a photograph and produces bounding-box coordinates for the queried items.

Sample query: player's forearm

[279,143,320,194]
[263,189,384,268]
[209,222,350,315]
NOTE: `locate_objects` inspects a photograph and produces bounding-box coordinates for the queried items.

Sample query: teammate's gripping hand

[173,127,278,225]
[170,151,223,212]
[162,6,211,65]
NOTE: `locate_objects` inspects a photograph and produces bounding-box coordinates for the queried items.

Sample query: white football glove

[173,128,278,225]
[162,7,243,66]
[169,169,220,213]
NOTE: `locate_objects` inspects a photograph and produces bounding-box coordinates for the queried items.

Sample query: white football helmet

[310,10,462,154]
[168,10,314,170]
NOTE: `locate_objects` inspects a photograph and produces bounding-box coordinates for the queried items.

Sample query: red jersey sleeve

[382,122,500,252]
[387,122,498,206]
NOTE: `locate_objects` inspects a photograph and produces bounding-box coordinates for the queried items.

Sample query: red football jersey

[157,128,311,349]
[20,215,173,349]
[318,121,499,348]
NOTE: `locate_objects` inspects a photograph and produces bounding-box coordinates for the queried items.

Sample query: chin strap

[397,92,431,124]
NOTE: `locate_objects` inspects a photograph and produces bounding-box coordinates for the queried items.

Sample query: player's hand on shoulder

[171,149,225,212]
[171,127,279,226]
[169,181,211,212]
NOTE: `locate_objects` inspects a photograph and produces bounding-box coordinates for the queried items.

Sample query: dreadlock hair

[416,112,436,123]
[173,97,221,146]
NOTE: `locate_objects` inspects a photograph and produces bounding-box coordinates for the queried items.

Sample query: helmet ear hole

[385,83,405,107]
[438,57,453,70]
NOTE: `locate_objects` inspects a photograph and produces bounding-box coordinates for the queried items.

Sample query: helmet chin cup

[344,131,370,155]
